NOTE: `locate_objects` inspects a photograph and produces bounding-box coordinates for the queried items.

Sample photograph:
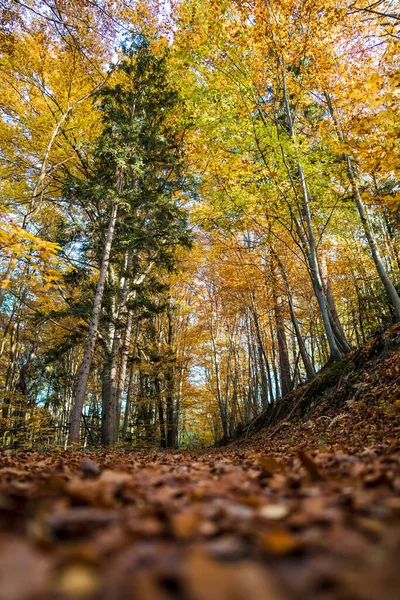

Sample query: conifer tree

[68,37,191,445]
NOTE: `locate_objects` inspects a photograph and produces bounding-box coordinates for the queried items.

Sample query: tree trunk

[348,159,400,321]
[268,314,281,399]
[115,309,134,442]
[278,61,342,360]
[68,202,118,446]
[319,255,352,353]
[155,378,166,448]
[210,323,228,440]
[165,308,177,448]
[273,290,293,396]
[104,252,133,446]
[122,359,135,441]
[250,303,274,403]
[297,163,342,360]
[325,92,400,322]
[277,260,316,380]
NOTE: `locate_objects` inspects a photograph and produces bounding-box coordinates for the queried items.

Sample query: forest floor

[1,328,400,600]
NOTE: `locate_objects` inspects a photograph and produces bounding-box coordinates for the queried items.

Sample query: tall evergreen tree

[68,37,191,446]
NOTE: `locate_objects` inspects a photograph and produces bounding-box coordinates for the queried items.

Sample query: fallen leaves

[298,450,325,481]
[170,507,202,539]
[183,551,286,600]
[64,469,131,508]
[255,455,283,473]
[0,440,399,600]
[44,508,121,538]
[260,529,300,555]
[0,536,51,600]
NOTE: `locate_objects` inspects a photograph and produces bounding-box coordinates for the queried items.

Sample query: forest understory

[1,324,399,600]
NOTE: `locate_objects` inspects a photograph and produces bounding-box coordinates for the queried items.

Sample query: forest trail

[1,4,400,599]
[1,419,400,600]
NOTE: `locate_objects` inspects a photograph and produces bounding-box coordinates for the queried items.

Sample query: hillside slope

[227,324,400,454]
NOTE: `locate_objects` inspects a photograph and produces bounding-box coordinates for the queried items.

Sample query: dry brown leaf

[65,470,131,507]
[171,508,201,538]
[256,455,283,472]
[298,450,325,481]
[0,536,51,600]
[184,551,285,600]
[261,529,300,555]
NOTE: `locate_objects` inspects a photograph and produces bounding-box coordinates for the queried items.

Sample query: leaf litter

[1,423,400,600]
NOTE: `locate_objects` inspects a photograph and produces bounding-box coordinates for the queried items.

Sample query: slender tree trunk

[165,377,175,447]
[279,262,316,380]
[174,366,184,447]
[250,301,274,403]
[155,378,166,448]
[104,338,120,446]
[270,263,293,396]
[165,309,176,448]
[325,92,400,322]
[68,202,118,445]
[105,264,152,446]
[273,293,293,396]
[122,359,135,441]
[104,253,132,446]
[382,210,400,272]
[102,376,109,446]
[348,160,400,321]
[278,61,342,360]
[319,255,352,354]
[268,314,281,399]
[115,309,134,442]
[297,164,342,360]
[256,341,269,408]
[210,323,228,440]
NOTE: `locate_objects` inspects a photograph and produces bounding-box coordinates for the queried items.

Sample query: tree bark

[68,202,118,446]
[319,255,352,354]
[348,158,400,321]
[103,252,132,446]
[278,61,342,360]
[155,378,166,448]
[271,277,293,396]
[165,308,177,448]
[103,263,152,446]
[276,258,316,380]
[325,92,400,322]
[122,359,135,441]
[210,321,228,440]
[115,309,134,442]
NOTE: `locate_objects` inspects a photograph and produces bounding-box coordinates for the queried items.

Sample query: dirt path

[1,439,400,600]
